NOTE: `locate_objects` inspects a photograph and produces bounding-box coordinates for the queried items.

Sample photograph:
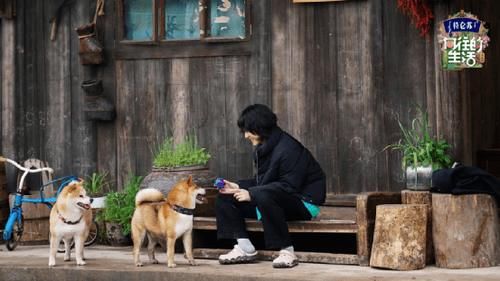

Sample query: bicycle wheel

[6,215,24,251]
[84,220,99,246]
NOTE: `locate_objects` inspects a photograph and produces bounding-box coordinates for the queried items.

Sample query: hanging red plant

[397,0,434,37]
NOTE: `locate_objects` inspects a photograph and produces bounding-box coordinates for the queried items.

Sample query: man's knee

[251,189,276,206]
[215,193,235,210]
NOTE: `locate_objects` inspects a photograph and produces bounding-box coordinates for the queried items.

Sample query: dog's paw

[64,256,71,262]
[167,263,177,268]
[76,260,87,266]
[48,261,56,267]
[135,262,143,267]
[151,259,159,264]
[188,259,198,266]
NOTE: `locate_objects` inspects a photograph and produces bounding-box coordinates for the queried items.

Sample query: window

[119,0,249,43]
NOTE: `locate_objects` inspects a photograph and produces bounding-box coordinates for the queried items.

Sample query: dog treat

[214,178,225,189]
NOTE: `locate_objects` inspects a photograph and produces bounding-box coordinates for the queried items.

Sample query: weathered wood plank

[193,248,359,265]
[356,192,402,266]
[466,0,500,161]
[370,204,427,270]
[134,60,161,177]
[336,0,377,194]
[114,43,252,60]
[1,17,17,189]
[169,59,190,145]
[116,60,136,189]
[96,0,118,182]
[13,0,25,163]
[193,216,357,233]
[381,0,429,192]
[45,0,71,175]
[70,0,95,177]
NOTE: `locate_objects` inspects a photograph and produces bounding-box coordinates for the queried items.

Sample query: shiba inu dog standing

[131,176,206,267]
[48,180,93,267]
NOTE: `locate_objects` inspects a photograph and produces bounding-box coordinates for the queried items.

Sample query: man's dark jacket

[238,127,326,205]
[432,165,500,202]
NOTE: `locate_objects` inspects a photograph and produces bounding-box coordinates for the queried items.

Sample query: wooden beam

[193,217,358,233]
[193,248,359,265]
[1,19,16,162]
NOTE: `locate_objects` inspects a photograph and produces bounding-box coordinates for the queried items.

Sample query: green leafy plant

[84,171,110,197]
[385,108,453,170]
[100,175,143,235]
[153,135,211,168]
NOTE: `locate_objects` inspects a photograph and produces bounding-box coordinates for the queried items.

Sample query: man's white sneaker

[272,249,298,268]
[219,245,258,264]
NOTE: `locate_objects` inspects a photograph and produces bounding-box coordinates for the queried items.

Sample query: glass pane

[210,0,246,39]
[124,0,153,41]
[165,0,200,40]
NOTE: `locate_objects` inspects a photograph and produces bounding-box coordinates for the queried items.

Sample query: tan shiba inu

[131,176,206,267]
[48,180,93,267]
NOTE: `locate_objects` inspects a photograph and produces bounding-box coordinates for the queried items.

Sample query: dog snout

[90,198,94,204]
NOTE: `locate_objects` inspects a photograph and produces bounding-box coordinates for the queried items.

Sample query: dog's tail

[135,188,164,207]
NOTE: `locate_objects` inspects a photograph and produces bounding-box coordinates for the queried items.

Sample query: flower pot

[406,165,433,191]
[105,222,131,246]
[141,165,216,216]
[141,165,215,194]
[90,196,106,209]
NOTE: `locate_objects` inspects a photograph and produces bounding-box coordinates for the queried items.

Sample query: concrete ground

[1,245,500,281]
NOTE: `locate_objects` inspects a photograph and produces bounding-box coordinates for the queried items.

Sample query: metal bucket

[406,165,433,191]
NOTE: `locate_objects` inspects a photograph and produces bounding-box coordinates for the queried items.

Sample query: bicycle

[1,157,98,251]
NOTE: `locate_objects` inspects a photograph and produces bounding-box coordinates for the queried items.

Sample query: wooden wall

[465,0,500,158]
[1,0,499,198]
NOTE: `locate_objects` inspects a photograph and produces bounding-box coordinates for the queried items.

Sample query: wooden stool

[370,204,427,270]
[432,193,499,268]
[402,190,434,264]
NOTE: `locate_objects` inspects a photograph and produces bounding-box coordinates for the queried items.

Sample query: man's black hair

[237,104,278,140]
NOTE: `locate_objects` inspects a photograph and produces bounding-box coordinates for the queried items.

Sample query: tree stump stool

[432,193,499,268]
[370,204,427,270]
[402,190,434,264]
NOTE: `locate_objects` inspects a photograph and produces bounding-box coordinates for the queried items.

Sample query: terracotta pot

[105,222,131,246]
[141,165,217,216]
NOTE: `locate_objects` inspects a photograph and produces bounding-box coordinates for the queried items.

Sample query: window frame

[116,0,251,45]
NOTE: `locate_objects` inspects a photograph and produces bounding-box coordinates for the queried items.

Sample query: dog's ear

[186,175,193,186]
[66,182,79,193]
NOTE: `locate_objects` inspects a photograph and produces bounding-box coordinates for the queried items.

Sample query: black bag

[431,165,500,202]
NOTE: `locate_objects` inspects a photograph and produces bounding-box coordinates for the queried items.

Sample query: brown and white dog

[48,180,93,267]
[131,176,206,267]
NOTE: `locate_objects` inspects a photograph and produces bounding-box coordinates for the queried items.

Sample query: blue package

[214,177,225,189]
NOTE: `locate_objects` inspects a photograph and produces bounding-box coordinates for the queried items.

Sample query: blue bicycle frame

[2,176,79,241]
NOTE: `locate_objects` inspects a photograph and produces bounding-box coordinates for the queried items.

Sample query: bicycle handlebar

[1,156,54,193]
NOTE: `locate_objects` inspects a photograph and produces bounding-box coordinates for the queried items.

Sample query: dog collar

[57,210,83,225]
[170,204,194,216]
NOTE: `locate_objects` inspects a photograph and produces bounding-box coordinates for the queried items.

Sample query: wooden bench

[192,191,401,266]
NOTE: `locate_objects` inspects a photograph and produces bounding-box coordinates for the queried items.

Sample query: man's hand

[219,179,240,194]
[233,189,251,202]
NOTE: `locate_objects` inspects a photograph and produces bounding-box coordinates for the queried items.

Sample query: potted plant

[141,134,214,195]
[100,175,142,246]
[85,171,110,209]
[386,108,453,190]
